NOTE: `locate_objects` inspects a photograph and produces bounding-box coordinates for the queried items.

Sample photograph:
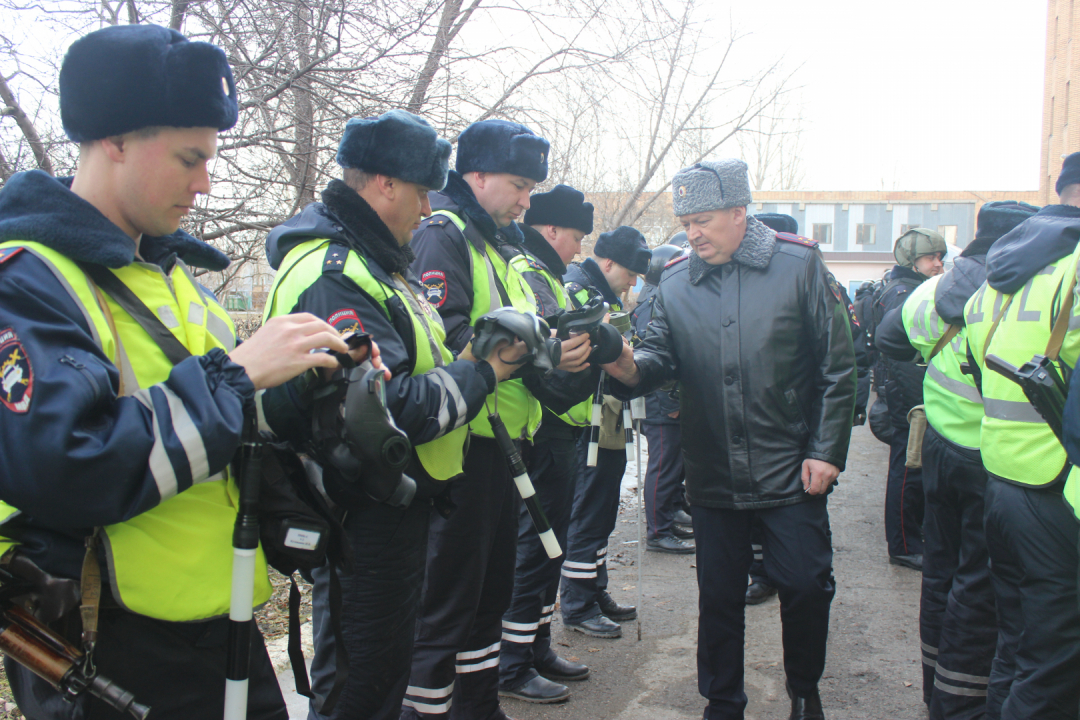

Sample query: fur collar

[0,170,229,270]
[321,179,414,275]
[440,170,525,247]
[519,224,567,277]
[578,257,620,306]
[688,214,776,285]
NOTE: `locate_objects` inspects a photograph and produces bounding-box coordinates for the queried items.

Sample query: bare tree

[0,0,794,302]
[737,94,805,192]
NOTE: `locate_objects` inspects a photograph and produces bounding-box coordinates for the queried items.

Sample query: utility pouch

[906,405,927,468]
[257,446,345,577]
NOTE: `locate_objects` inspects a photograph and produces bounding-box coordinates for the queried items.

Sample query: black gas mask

[308,333,416,508]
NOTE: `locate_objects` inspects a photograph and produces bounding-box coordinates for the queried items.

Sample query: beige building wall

[1041,0,1080,203]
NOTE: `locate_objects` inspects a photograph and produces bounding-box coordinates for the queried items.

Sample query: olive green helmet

[893,227,947,272]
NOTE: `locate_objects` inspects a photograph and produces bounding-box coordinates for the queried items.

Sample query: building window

[812,223,833,245]
[855,223,876,245]
[901,224,920,235]
[937,225,957,245]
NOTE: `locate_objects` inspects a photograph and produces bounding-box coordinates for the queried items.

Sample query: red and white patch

[327,308,363,335]
[0,328,33,413]
[421,270,448,308]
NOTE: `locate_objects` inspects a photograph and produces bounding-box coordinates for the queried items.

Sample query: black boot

[598,591,637,621]
[786,682,825,720]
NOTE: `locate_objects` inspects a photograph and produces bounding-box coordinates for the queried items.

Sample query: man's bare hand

[600,339,640,386]
[801,458,840,495]
[556,332,591,373]
[230,314,354,390]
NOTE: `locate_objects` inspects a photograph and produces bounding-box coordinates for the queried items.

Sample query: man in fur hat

[602,158,855,720]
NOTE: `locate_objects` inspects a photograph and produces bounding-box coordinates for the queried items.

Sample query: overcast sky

[721,0,1048,191]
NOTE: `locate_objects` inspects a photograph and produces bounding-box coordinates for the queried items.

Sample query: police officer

[0,25,363,718]
[497,184,599,703]
[260,110,524,719]
[602,159,854,720]
[404,120,591,720]
[875,228,948,571]
[876,201,1037,717]
[631,243,694,554]
[560,227,651,638]
[964,155,1080,720]
[745,213,871,605]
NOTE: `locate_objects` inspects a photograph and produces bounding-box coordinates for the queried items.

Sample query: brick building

[1041,0,1080,203]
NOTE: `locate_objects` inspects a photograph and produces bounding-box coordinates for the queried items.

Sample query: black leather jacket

[610,216,856,509]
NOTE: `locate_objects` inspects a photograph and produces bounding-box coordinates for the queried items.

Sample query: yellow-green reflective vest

[965,253,1080,487]
[0,240,270,622]
[264,239,469,480]
[434,211,542,440]
[1066,474,1080,520]
[508,253,592,428]
[902,275,983,449]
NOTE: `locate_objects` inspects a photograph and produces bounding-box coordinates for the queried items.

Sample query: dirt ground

[499,420,927,720]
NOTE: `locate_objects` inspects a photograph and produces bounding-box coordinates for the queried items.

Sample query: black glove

[853,408,867,426]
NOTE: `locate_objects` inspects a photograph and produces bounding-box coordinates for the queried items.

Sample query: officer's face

[600,258,638,295]
[546,225,586,264]
[384,179,432,246]
[914,253,945,277]
[471,172,537,228]
[112,127,217,239]
[681,206,746,265]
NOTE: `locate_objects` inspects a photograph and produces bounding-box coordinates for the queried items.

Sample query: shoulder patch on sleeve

[776,232,819,249]
[0,247,24,266]
[664,254,689,269]
[0,327,33,413]
[527,258,545,272]
[327,308,364,336]
[824,272,844,304]
[421,270,448,308]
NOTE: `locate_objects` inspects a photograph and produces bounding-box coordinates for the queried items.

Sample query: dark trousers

[560,437,627,624]
[402,437,519,720]
[983,478,1080,720]
[499,435,579,689]
[642,422,685,540]
[920,426,996,719]
[693,498,834,720]
[307,496,431,720]
[886,423,924,556]
[748,517,769,585]
[9,610,286,720]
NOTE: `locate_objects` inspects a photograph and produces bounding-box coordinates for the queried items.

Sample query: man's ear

[99,135,127,163]
[732,206,747,224]
[376,174,396,199]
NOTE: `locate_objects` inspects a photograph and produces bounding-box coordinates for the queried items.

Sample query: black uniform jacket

[410,171,593,416]
[262,180,493,456]
[610,216,856,510]
[873,265,928,427]
[631,284,680,424]
[0,171,250,579]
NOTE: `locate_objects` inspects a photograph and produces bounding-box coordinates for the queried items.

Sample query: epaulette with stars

[775,232,819,249]
[664,254,688,269]
[322,243,347,273]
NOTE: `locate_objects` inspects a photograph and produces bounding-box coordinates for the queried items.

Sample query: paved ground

[279,419,927,720]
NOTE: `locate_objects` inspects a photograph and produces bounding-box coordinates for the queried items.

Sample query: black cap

[60,24,238,142]
[455,120,549,182]
[1057,152,1080,196]
[594,226,650,275]
[523,184,593,234]
[336,110,452,190]
[753,213,798,235]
